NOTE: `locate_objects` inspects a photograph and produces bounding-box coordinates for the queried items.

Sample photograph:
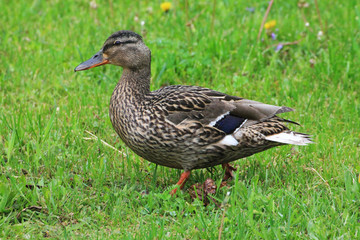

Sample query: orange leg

[222,163,237,181]
[170,171,191,195]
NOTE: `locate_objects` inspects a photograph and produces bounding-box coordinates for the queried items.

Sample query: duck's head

[74,30,150,72]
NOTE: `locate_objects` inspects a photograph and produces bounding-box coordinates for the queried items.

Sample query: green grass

[1,0,360,238]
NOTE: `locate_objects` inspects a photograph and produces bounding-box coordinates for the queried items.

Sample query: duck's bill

[74,50,109,72]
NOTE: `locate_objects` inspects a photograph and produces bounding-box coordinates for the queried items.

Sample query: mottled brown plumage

[75,30,312,193]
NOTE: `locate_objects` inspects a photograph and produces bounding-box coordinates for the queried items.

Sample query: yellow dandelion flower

[160,2,172,12]
[264,20,276,30]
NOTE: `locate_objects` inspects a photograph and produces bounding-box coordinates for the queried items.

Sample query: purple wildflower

[275,44,283,52]
[271,33,276,40]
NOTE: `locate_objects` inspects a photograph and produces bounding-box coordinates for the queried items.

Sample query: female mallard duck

[75,30,311,194]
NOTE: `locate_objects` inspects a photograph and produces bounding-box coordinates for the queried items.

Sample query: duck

[75,30,312,194]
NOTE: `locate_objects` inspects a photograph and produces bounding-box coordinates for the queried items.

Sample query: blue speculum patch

[214,114,246,134]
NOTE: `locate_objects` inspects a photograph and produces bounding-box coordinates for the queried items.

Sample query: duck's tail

[265,131,313,146]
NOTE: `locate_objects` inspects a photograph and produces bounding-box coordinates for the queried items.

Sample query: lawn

[1,0,360,239]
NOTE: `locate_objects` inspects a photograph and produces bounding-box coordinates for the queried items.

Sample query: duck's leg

[170,171,191,195]
[222,163,237,181]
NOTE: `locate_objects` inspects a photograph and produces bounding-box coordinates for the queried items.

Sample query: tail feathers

[265,131,313,146]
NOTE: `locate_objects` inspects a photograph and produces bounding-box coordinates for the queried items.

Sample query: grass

[1,0,360,238]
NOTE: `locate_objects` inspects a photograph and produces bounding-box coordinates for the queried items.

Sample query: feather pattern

[75,30,312,187]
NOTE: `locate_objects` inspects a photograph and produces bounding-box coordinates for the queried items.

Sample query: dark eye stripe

[114,40,136,45]
[103,40,137,52]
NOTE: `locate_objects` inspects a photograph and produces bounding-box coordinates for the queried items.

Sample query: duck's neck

[116,66,151,101]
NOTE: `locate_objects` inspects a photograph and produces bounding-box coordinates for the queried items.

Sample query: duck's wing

[151,85,294,130]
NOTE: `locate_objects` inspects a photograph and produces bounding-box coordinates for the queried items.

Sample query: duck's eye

[114,40,122,45]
